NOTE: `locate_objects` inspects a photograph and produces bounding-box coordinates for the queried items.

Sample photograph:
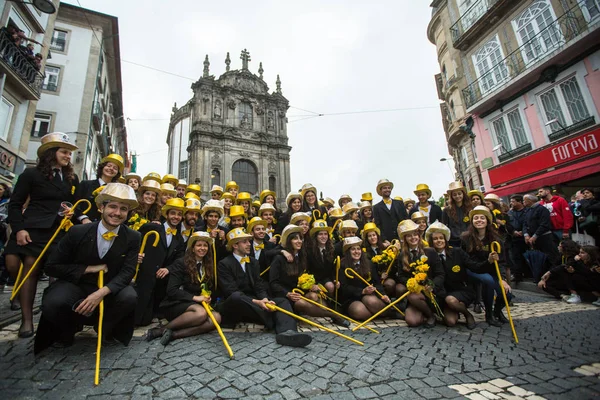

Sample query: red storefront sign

[488,127,600,186]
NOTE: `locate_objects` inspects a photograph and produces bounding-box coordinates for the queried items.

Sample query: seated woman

[393,220,444,328]
[128,180,162,227]
[538,239,580,299]
[561,245,600,305]
[339,237,390,321]
[269,225,349,326]
[148,231,221,345]
[411,212,429,246]
[362,223,395,297]
[426,222,478,329]
[307,219,336,295]
[461,206,512,327]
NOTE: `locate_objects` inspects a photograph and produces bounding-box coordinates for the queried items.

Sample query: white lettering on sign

[551,134,599,163]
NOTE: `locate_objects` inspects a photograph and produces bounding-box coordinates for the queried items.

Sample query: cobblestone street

[0,290,599,399]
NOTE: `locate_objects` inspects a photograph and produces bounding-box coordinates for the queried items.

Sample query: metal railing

[462,3,596,108]
[548,116,596,141]
[450,0,500,44]
[0,29,45,96]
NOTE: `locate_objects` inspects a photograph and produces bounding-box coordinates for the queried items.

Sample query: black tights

[157,304,220,340]
[5,254,38,334]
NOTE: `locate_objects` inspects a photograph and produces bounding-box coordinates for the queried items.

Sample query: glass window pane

[232,160,258,194]
[492,118,512,152]
[560,77,590,123]
[540,88,566,132]
[507,110,528,147]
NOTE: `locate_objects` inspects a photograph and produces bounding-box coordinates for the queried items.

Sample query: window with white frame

[31,113,52,138]
[472,36,509,95]
[42,66,60,91]
[458,0,487,32]
[513,0,562,66]
[50,30,67,52]
[460,146,469,172]
[580,0,600,22]
[539,76,591,133]
[490,108,529,154]
[0,97,15,141]
[179,160,189,181]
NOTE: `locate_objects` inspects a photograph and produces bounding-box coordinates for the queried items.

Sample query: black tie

[52,168,61,185]
[411,250,418,261]
[440,254,447,268]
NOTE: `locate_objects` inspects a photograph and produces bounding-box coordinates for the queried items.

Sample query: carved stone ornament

[211,153,222,167]
[202,96,210,103]
[214,100,222,119]
[239,151,251,157]
[268,161,277,173]
[227,99,236,110]
[255,104,264,115]
[267,111,274,130]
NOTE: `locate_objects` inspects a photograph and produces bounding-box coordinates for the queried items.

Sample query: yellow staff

[265,303,363,346]
[292,289,379,334]
[260,266,271,277]
[312,209,322,221]
[132,231,160,283]
[334,256,340,310]
[11,199,92,301]
[212,241,218,290]
[344,268,403,314]
[382,242,400,284]
[491,241,518,343]
[202,302,234,359]
[352,292,409,331]
[94,270,105,386]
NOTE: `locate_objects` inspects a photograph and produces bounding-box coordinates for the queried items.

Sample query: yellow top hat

[258,203,276,216]
[184,192,200,200]
[124,173,142,184]
[468,190,484,200]
[221,192,235,201]
[247,216,268,232]
[95,182,138,209]
[413,183,432,198]
[226,228,252,251]
[322,197,335,207]
[411,211,427,222]
[338,194,353,207]
[252,200,261,209]
[161,197,186,218]
[162,174,179,186]
[484,193,501,205]
[201,199,224,217]
[37,132,78,157]
[447,181,468,197]
[210,185,224,195]
[342,202,359,215]
[394,196,403,202]
[361,222,380,241]
[329,207,345,219]
[101,153,125,173]
[425,221,451,244]
[143,172,162,183]
[310,219,333,237]
[404,197,415,206]
[361,192,373,202]
[469,205,493,223]
[176,179,187,188]
[280,224,304,248]
[343,236,363,253]
[339,220,359,233]
[160,183,176,196]
[229,205,247,219]
[290,212,311,225]
[187,231,214,250]
[259,189,276,203]
[397,219,419,239]
[300,183,317,198]
[225,181,239,192]
[376,179,394,196]
[358,201,372,211]
[236,192,252,204]
[186,184,201,196]
[139,179,161,194]
[184,198,202,212]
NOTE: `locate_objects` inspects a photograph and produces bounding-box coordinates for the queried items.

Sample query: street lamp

[440,157,455,180]
[8,0,56,14]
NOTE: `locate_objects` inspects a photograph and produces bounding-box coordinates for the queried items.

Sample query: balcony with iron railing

[0,29,45,100]
[462,3,600,110]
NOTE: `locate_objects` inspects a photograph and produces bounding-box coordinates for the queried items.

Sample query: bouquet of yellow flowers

[371,248,395,266]
[128,213,148,231]
[405,258,444,318]
[297,273,316,290]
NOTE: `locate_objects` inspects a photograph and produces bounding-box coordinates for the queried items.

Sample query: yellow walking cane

[334,256,340,310]
[202,302,234,359]
[344,268,404,315]
[292,289,379,334]
[265,303,363,346]
[132,231,160,283]
[352,291,409,331]
[94,270,105,386]
[260,265,271,277]
[11,199,92,301]
[382,243,400,284]
[212,241,218,290]
[491,241,518,344]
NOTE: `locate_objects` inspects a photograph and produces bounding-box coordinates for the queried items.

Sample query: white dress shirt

[97,222,120,259]
[164,222,174,247]
[233,253,247,273]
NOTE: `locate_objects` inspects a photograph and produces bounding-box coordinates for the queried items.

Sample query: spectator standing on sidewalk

[523,194,561,278]
[537,186,573,242]
[508,195,529,282]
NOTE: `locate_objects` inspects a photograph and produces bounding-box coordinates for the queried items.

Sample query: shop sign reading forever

[488,127,600,186]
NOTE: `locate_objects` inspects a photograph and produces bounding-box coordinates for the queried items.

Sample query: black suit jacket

[373,199,408,242]
[438,247,481,293]
[249,240,277,276]
[138,222,186,269]
[8,167,79,232]
[217,254,270,300]
[409,202,443,225]
[45,221,141,295]
[74,179,103,222]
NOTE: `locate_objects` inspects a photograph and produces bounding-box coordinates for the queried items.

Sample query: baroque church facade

[166,49,292,205]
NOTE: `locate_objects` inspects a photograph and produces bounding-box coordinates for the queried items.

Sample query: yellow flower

[128,213,138,223]
[416,265,430,273]
[463,216,469,222]
[452,265,461,273]
[420,255,428,262]
[297,273,316,290]
[414,272,428,283]
[493,209,501,216]
[407,277,423,293]
[71,186,75,195]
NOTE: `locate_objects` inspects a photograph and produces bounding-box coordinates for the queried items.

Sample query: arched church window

[232,159,258,194]
[239,102,253,128]
[211,169,220,187]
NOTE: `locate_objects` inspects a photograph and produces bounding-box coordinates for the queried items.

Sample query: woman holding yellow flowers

[441,182,472,247]
[148,232,221,345]
[307,219,336,295]
[270,225,349,327]
[128,180,162,227]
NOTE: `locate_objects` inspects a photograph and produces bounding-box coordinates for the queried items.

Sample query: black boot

[494,303,509,324]
[485,310,502,327]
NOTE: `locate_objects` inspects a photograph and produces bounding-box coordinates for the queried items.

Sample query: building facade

[26,2,128,180]
[0,0,58,186]
[428,0,600,196]
[167,50,292,205]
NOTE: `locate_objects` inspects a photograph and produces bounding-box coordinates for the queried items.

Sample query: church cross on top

[240,49,251,70]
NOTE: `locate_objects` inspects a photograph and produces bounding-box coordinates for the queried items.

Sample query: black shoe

[145,327,164,342]
[494,309,509,324]
[331,316,350,328]
[424,316,436,329]
[486,314,502,327]
[465,313,476,330]
[275,330,312,348]
[10,300,21,311]
[473,303,482,314]
[160,329,174,346]
[18,329,34,338]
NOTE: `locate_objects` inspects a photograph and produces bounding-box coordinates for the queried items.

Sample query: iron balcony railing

[462,3,597,109]
[0,29,45,97]
[450,0,500,44]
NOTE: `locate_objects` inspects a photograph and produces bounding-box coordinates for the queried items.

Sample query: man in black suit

[180,198,202,244]
[34,183,141,353]
[217,228,312,347]
[409,183,443,225]
[373,179,408,246]
[134,198,186,326]
[247,216,277,278]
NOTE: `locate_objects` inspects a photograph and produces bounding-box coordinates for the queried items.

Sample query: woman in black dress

[538,239,580,299]
[5,133,79,337]
[276,192,303,234]
[441,181,472,248]
[359,201,374,225]
[124,173,142,193]
[148,231,221,345]
[307,219,336,295]
[128,180,161,227]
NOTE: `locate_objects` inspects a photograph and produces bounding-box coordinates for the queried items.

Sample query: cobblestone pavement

[0,290,599,399]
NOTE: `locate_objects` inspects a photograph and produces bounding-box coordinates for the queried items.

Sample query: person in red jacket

[537,186,573,241]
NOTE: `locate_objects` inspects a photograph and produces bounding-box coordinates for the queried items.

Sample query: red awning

[490,157,600,197]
